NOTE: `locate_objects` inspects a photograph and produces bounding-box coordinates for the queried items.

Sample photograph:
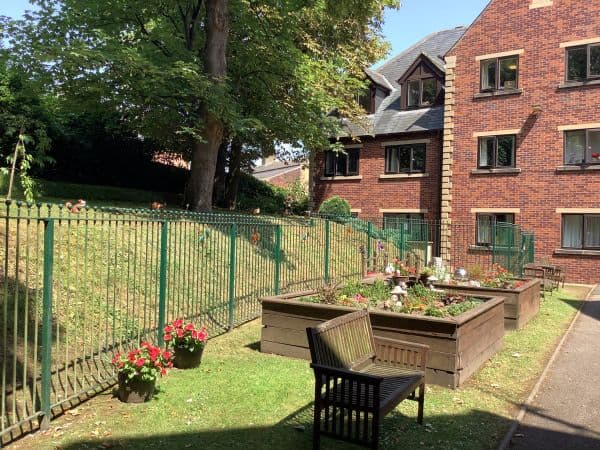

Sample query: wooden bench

[306,310,429,449]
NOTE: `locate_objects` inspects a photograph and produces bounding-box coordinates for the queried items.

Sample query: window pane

[412,144,426,172]
[479,137,494,167]
[567,47,587,81]
[496,135,515,167]
[398,146,411,172]
[347,149,359,175]
[585,216,600,248]
[591,45,600,77]
[421,78,437,105]
[499,57,518,89]
[477,215,492,245]
[407,80,420,107]
[325,152,335,176]
[385,147,399,173]
[562,215,583,248]
[357,87,371,112]
[564,130,586,164]
[587,130,600,164]
[335,153,347,176]
[481,59,496,90]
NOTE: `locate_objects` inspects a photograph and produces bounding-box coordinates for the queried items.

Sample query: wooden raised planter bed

[260,291,505,388]
[434,278,541,331]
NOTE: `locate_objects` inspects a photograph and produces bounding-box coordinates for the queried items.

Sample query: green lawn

[11,285,591,450]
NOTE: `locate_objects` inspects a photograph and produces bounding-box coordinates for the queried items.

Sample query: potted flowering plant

[164,319,208,369]
[111,342,173,403]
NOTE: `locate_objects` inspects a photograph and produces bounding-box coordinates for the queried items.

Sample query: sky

[1,0,490,61]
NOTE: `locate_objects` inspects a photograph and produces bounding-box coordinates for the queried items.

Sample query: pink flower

[136,358,145,368]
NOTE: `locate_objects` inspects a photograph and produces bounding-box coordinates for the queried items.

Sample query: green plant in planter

[112,342,173,382]
[164,319,208,352]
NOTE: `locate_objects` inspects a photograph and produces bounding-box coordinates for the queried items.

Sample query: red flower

[136,358,145,368]
[173,319,184,328]
[128,353,136,363]
[164,333,172,342]
[160,368,167,376]
[162,350,172,360]
[176,329,184,338]
[111,352,121,364]
[184,323,195,332]
[164,325,173,333]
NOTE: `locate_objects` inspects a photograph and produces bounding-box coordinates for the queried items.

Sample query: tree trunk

[187,0,229,211]
[224,138,242,209]
[213,138,230,206]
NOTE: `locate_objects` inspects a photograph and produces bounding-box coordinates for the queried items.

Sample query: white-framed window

[562,214,600,249]
[564,129,600,165]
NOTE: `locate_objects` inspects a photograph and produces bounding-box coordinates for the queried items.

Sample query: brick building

[312,28,466,223]
[313,0,599,283]
[442,0,600,283]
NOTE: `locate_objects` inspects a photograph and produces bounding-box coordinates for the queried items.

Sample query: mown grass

[11,285,591,450]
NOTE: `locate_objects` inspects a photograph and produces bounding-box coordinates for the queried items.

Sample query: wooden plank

[457,317,505,365]
[457,337,504,386]
[260,340,311,360]
[261,326,308,348]
[425,368,459,389]
[456,303,504,354]
[262,312,326,331]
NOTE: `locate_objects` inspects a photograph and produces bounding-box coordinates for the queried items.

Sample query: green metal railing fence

[0,205,534,442]
[0,203,376,442]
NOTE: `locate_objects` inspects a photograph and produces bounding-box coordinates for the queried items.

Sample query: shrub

[318,196,351,217]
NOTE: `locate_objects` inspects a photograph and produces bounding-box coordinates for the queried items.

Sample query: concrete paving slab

[509,286,600,450]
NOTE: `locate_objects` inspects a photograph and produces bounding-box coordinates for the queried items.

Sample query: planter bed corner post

[41,219,54,430]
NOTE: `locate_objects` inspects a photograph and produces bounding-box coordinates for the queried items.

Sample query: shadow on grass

[244,341,261,352]
[46,405,600,450]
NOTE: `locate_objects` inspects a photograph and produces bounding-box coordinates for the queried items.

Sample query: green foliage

[446,301,481,317]
[318,196,351,217]
[235,174,308,215]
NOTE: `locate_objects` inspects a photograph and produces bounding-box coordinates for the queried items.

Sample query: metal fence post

[228,224,237,330]
[366,222,372,269]
[158,221,168,346]
[274,225,282,295]
[324,220,330,283]
[40,219,54,430]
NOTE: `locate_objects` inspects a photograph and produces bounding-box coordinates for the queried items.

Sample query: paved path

[509,285,600,450]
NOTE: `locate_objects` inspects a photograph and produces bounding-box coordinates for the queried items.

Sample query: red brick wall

[446,0,600,283]
[312,131,442,221]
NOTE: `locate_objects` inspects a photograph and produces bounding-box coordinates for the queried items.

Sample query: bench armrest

[373,336,429,371]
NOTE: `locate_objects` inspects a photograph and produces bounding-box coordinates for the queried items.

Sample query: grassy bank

[10,285,591,450]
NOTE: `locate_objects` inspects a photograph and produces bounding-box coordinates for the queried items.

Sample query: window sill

[474,88,523,99]
[556,165,600,172]
[558,79,600,89]
[379,173,429,179]
[554,248,600,256]
[471,168,521,175]
[320,175,363,181]
[468,245,492,252]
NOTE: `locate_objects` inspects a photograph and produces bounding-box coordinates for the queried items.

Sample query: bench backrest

[306,310,376,370]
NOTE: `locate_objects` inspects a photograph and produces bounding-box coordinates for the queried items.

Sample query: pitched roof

[364,68,394,92]
[252,160,303,181]
[340,27,466,137]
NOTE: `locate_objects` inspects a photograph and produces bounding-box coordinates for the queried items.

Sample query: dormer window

[407,78,437,107]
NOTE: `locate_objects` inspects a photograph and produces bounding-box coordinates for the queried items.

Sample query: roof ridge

[376,26,466,74]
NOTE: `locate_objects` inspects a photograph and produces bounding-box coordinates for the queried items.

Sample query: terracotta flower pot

[117,373,155,403]
[173,345,204,369]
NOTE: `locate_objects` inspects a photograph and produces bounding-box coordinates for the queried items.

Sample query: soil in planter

[117,373,156,403]
[298,280,483,318]
[173,346,204,369]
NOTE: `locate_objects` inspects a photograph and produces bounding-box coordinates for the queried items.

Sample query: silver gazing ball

[454,267,469,281]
